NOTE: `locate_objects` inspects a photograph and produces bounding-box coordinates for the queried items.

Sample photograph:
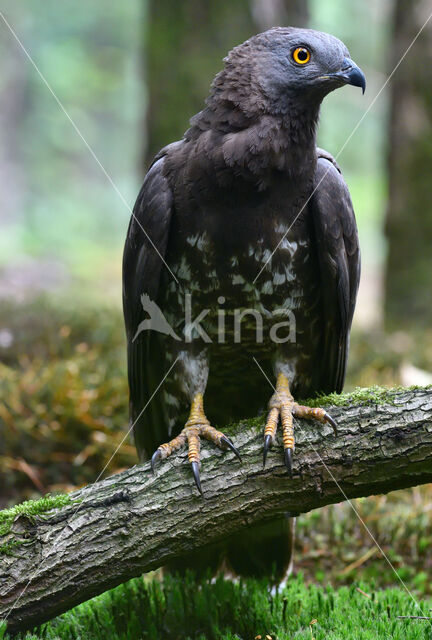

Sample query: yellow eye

[292,47,311,64]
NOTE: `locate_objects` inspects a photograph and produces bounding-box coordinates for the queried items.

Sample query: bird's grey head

[224,27,365,115]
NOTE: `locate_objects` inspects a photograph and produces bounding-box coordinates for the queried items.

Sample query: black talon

[284,448,293,477]
[191,461,203,496]
[263,434,272,468]
[151,449,161,473]
[220,435,242,462]
[324,412,337,436]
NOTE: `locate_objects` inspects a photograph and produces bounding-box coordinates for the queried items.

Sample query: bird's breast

[163,193,321,346]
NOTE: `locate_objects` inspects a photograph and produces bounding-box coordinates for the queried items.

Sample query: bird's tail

[165,516,295,582]
[224,516,295,581]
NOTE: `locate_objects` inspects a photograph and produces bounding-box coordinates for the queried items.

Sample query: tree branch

[1,387,432,633]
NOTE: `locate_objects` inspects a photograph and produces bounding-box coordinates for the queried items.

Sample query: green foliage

[0,297,132,502]
[3,574,432,639]
[296,485,432,595]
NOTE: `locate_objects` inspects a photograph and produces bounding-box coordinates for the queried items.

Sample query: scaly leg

[151,393,241,495]
[262,373,336,476]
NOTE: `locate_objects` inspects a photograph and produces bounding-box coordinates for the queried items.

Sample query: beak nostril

[339,59,366,94]
[340,61,353,72]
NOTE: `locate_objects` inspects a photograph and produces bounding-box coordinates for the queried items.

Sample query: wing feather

[310,150,360,394]
[122,155,174,460]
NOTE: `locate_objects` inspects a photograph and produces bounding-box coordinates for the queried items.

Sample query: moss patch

[302,384,431,408]
[3,573,432,640]
[223,385,431,437]
[0,538,22,557]
[0,494,75,555]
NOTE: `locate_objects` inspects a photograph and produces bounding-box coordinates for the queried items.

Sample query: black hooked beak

[335,57,366,94]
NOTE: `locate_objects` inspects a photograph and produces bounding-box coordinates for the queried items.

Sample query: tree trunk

[0,7,28,228]
[384,0,432,328]
[145,0,309,164]
[1,387,432,633]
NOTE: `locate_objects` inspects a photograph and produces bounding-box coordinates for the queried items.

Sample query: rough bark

[145,0,308,164]
[1,387,432,633]
[384,0,432,327]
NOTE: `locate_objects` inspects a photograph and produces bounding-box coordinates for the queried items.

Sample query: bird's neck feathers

[186,64,321,186]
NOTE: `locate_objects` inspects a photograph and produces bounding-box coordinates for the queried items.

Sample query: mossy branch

[1,386,432,633]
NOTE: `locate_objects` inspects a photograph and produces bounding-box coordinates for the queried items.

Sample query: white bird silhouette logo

[132,294,181,342]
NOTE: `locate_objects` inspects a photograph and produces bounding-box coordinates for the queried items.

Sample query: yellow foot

[263,373,337,476]
[150,393,241,495]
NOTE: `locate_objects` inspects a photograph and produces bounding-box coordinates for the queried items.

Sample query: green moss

[4,573,431,640]
[0,494,74,539]
[302,384,432,408]
[0,539,22,556]
[223,385,431,437]
[223,415,264,437]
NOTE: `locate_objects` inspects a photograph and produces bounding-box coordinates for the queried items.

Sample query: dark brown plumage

[123,27,364,578]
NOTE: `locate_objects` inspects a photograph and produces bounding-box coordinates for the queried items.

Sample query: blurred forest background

[1,0,432,594]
